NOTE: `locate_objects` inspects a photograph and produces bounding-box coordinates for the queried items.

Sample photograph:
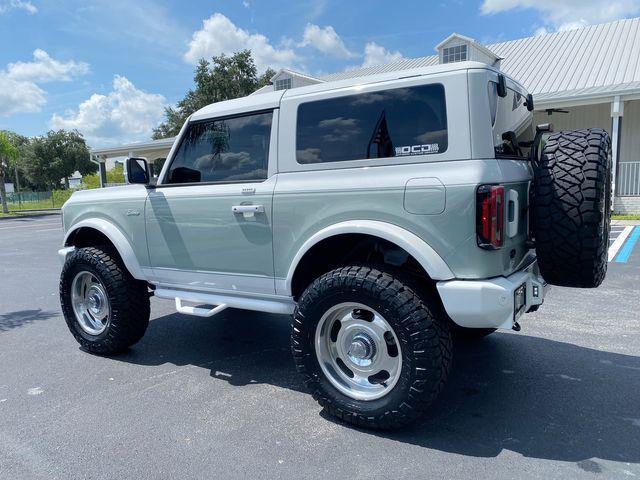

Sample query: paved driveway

[1,215,639,479]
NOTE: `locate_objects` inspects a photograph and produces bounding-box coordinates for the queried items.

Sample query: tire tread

[291,266,452,430]
[533,128,611,287]
[60,246,150,354]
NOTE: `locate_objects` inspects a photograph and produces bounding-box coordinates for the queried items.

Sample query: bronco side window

[492,86,531,160]
[296,83,447,164]
[166,111,272,184]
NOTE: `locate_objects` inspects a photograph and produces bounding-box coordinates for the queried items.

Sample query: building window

[442,44,467,63]
[296,83,447,164]
[275,78,292,90]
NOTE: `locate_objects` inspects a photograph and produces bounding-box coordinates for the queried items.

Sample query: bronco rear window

[296,83,447,164]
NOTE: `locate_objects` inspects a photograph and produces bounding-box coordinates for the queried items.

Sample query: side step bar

[175,298,228,317]
[155,287,295,317]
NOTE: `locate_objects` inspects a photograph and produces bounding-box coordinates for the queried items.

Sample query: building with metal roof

[320,17,640,105]
[92,18,640,212]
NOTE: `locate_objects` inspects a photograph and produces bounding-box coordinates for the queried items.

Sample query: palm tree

[0,132,19,214]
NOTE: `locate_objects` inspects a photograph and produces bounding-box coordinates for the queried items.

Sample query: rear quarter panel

[272,159,530,293]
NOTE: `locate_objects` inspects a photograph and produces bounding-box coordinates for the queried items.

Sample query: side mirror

[125,157,150,185]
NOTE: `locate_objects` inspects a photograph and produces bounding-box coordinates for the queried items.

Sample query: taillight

[476,185,504,249]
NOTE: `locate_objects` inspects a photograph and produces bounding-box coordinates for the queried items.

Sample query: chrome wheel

[315,302,402,401]
[71,271,111,336]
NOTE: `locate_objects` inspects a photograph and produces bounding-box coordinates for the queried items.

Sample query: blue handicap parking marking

[615,226,640,263]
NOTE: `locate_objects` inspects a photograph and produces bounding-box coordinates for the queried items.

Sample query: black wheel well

[66,227,110,248]
[290,233,437,301]
[65,227,124,265]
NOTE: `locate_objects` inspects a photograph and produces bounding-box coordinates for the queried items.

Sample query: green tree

[0,130,30,190]
[151,158,166,177]
[153,50,275,139]
[0,132,20,214]
[82,164,125,189]
[22,130,95,190]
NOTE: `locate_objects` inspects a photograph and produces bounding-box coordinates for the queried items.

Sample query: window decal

[296,83,447,164]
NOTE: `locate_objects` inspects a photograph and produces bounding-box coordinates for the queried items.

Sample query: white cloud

[0,75,45,116]
[0,0,37,15]
[50,75,166,146]
[361,42,405,68]
[184,13,297,71]
[7,49,89,83]
[534,26,549,36]
[0,49,89,116]
[481,0,640,31]
[299,24,355,59]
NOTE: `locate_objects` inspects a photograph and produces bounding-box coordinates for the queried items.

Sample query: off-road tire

[533,128,611,287]
[60,246,150,354]
[292,266,452,430]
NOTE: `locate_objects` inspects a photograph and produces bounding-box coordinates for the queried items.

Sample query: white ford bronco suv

[59,61,611,429]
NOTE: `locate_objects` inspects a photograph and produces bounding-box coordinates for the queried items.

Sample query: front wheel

[60,246,150,355]
[292,266,452,430]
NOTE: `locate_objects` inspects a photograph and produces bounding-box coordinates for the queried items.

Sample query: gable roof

[436,33,502,62]
[270,68,323,83]
[321,17,640,105]
[435,32,476,50]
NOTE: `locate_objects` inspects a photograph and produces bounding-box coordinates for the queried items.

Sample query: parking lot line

[608,226,634,262]
[614,226,640,263]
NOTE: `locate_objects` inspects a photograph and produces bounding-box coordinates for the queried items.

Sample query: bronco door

[145,109,278,295]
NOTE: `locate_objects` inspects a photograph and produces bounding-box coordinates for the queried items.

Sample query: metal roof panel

[320,18,640,100]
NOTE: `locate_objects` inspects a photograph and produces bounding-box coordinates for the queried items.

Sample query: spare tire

[532,128,611,288]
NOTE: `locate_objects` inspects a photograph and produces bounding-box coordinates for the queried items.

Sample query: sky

[0,0,639,148]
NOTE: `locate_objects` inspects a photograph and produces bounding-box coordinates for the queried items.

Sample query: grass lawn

[6,190,72,212]
[612,214,640,221]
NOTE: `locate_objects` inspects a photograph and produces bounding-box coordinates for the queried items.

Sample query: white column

[123,151,135,184]
[611,96,624,200]
[99,159,107,188]
[89,153,107,188]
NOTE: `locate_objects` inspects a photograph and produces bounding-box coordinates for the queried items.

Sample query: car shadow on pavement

[0,309,58,332]
[115,309,307,393]
[371,332,640,466]
[116,309,640,465]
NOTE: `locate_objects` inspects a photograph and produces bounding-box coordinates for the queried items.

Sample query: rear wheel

[60,246,150,354]
[292,266,452,430]
[533,128,611,287]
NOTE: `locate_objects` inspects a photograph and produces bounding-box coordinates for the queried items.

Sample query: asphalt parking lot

[1,215,639,479]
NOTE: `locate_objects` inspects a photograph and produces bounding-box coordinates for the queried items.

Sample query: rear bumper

[436,260,548,329]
